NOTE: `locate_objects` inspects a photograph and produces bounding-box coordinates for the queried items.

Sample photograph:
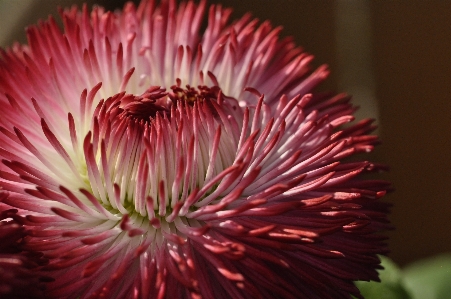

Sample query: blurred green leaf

[354,256,413,299]
[403,254,451,299]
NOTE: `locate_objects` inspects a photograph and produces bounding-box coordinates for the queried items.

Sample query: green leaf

[354,256,413,299]
[402,254,451,299]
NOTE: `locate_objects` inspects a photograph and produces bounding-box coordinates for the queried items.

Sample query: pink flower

[0,191,51,298]
[0,0,390,298]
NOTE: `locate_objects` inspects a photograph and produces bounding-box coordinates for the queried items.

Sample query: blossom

[0,0,390,298]
[0,191,51,298]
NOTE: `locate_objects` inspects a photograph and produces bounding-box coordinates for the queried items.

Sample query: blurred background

[1,0,450,268]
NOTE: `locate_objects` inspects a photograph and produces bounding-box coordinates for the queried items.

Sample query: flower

[0,0,390,298]
[0,191,51,298]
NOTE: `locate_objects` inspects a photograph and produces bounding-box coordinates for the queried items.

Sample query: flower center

[169,81,221,106]
[84,83,240,244]
[119,83,222,122]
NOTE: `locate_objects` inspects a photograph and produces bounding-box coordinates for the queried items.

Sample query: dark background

[1,0,450,267]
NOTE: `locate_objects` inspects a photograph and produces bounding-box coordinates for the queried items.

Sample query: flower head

[0,191,51,298]
[0,0,390,298]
